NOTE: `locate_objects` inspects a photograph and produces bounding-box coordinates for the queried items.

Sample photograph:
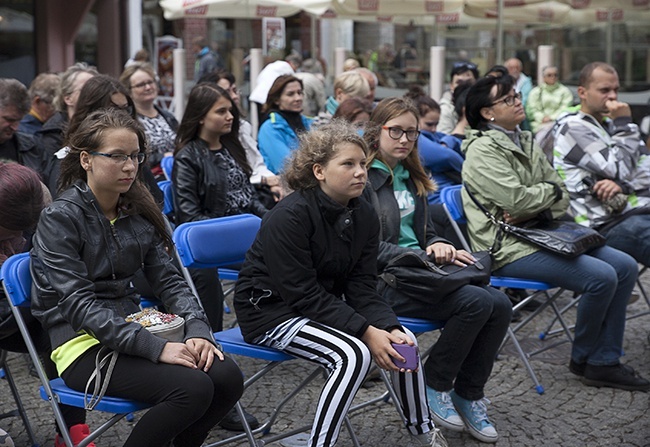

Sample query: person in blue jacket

[257,75,313,174]
[405,86,465,205]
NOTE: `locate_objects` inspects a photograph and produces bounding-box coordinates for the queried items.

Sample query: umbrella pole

[605,9,612,65]
[496,0,504,64]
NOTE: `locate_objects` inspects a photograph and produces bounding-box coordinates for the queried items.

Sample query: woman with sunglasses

[364,97,512,444]
[120,62,178,181]
[30,108,244,447]
[462,75,648,392]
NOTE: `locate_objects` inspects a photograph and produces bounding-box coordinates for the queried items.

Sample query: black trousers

[62,344,243,447]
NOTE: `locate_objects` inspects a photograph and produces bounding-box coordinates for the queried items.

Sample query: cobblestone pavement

[1,282,649,447]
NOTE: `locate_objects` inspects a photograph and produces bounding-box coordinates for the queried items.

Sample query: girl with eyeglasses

[363,97,512,444]
[30,108,244,447]
[120,62,179,181]
[46,74,163,207]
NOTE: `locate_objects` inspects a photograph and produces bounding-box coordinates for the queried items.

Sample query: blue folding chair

[172,214,372,447]
[160,155,174,181]
[440,185,575,394]
[157,179,174,217]
[0,253,152,447]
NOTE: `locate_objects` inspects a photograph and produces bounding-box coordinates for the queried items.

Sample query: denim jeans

[385,284,512,401]
[602,214,650,266]
[494,245,638,366]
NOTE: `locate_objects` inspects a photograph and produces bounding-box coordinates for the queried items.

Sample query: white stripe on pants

[283,322,433,446]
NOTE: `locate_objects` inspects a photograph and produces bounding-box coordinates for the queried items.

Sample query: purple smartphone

[391,343,419,370]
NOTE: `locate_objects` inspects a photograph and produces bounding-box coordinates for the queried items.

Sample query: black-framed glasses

[131,79,157,90]
[492,92,522,107]
[382,126,420,142]
[90,152,146,165]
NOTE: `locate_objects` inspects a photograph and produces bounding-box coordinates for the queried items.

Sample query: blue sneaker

[449,390,498,443]
[426,386,464,432]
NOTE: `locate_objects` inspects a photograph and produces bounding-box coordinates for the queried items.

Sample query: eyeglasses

[453,61,477,71]
[382,126,420,142]
[131,79,157,90]
[544,73,559,78]
[492,92,522,107]
[90,152,146,165]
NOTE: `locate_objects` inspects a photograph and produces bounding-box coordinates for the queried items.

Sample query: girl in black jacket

[173,83,268,334]
[364,97,512,444]
[31,109,243,447]
[234,120,446,447]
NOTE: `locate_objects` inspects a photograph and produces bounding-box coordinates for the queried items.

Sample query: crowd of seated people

[1,54,648,447]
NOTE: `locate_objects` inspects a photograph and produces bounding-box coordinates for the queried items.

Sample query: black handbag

[379,250,492,302]
[464,185,605,258]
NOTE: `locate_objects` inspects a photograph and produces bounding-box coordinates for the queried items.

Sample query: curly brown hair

[284,119,368,191]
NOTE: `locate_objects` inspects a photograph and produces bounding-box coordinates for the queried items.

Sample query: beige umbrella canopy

[464,0,650,25]
[159,0,332,19]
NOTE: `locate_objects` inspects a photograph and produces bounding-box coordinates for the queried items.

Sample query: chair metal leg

[502,328,545,394]
[627,271,650,320]
[0,351,39,447]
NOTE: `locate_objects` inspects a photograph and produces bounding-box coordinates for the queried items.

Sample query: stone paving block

[1,285,649,446]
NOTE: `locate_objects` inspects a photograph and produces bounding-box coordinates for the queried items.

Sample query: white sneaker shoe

[407,427,448,447]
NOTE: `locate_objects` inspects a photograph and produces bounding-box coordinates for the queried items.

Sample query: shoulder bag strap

[462,183,508,253]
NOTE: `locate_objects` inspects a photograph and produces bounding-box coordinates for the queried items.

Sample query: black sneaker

[218,407,260,431]
[569,359,586,376]
[570,360,635,377]
[582,364,650,391]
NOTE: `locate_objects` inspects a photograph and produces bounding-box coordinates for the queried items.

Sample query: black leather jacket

[173,138,268,224]
[30,180,213,362]
[234,188,401,343]
[365,167,449,271]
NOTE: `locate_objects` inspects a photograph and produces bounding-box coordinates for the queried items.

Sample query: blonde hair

[333,71,370,100]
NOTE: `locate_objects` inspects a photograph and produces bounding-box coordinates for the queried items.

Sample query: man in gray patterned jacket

[553,61,650,267]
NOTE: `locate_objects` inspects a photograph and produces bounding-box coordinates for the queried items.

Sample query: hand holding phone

[391,343,419,371]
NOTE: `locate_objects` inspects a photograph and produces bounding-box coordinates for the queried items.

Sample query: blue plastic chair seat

[214,327,295,362]
[398,317,446,333]
[43,379,150,413]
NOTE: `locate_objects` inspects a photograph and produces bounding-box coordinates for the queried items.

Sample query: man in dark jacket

[0,78,48,177]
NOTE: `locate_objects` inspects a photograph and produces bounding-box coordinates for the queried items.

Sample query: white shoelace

[428,427,448,447]
[437,391,456,413]
[470,398,492,425]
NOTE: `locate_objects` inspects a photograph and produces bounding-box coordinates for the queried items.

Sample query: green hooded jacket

[460,128,570,270]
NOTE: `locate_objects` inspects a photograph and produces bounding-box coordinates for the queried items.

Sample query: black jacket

[35,111,67,192]
[234,188,401,343]
[30,180,213,362]
[173,139,268,224]
[4,132,48,179]
[365,167,449,271]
